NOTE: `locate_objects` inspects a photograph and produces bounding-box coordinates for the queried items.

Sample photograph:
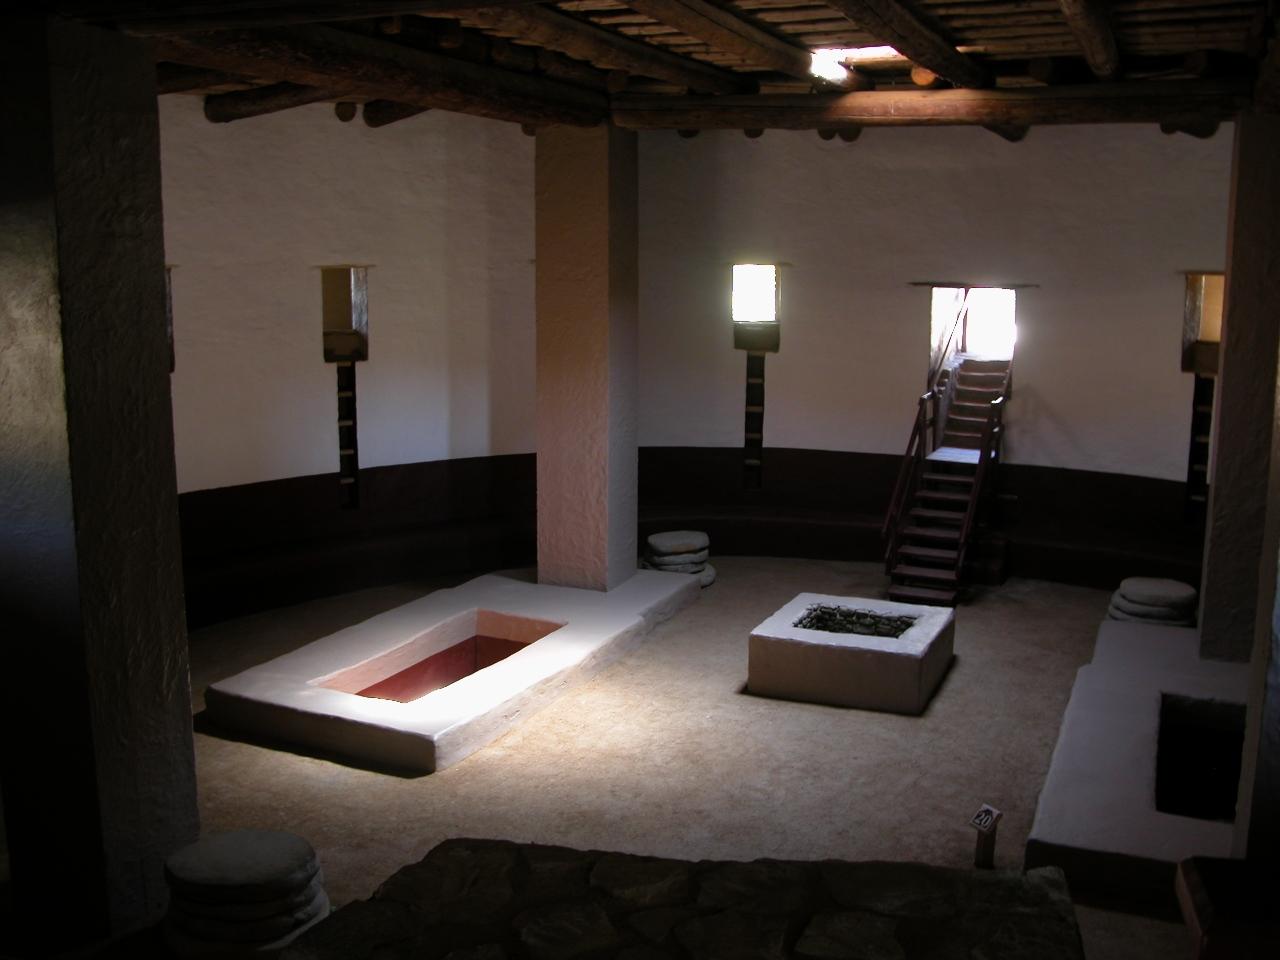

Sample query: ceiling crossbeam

[156,62,246,93]
[1055,0,1121,79]
[623,0,868,89]
[155,24,609,126]
[823,0,992,88]
[67,1,546,35]
[204,81,348,121]
[457,6,752,95]
[612,80,1249,130]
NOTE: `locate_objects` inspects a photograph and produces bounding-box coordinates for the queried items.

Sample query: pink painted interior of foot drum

[356,636,527,703]
[314,608,566,703]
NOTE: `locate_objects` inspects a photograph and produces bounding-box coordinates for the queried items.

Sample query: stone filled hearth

[281,838,1085,960]
[748,593,954,715]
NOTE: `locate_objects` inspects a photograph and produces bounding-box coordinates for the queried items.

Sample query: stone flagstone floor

[282,837,1084,960]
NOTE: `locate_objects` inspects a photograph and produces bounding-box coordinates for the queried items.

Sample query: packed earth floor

[187,557,1190,960]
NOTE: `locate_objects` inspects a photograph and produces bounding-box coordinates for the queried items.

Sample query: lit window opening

[810,45,904,81]
[931,286,1017,360]
[732,263,778,325]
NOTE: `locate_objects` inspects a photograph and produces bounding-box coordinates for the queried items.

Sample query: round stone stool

[644,530,714,587]
[164,830,329,958]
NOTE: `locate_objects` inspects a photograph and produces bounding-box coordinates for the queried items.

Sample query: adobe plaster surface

[206,570,698,772]
[748,593,954,714]
[1,18,197,942]
[159,105,1231,499]
[1200,114,1280,663]
[637,126,1231,480]
[535,125,638,591]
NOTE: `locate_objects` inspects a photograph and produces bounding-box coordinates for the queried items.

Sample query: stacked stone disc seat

[165,830,329,958]
[642,529,715,587]
[1107,577,1197,626]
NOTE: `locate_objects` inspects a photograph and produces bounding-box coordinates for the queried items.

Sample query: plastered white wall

[160,96,536,492]
[162,100,1232,492]
[638,124,1233,480]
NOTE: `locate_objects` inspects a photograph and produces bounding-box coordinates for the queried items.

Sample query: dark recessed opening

[1155,693,1246,822]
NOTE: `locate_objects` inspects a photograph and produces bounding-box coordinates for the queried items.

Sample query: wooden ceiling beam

[397,17,609,92]
[203,81,349,121]
[363,99,431,126]
[621,0,868,89]
[1257,37,1280,113]
[153,24,608,126]
[156,62,246,93]
[1159,119,1221,138]
[611,79,1249,130]
[1054,0,1121,79]
[984,123,1029,141]
[823,0,992,88]
[64,1,546,35]
[457,7,752,95]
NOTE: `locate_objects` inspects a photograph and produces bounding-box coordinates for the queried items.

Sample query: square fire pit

[747,593,955,715]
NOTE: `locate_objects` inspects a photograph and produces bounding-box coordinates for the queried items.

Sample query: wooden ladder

[881,356,1011,606]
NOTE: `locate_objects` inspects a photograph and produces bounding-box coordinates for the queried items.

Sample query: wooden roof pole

[458,6,752,94]
[823,0,992,88]
[623,0,871,90]
[154,24,609,126]
[1055,0,1121,79]
[67,1,547,35]
[612,80,1249,130]
[204,81,350,121]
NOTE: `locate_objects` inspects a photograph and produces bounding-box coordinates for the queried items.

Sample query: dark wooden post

[1225,111,1280,860]
[0,17,199,949]
[1200,113,1280,664]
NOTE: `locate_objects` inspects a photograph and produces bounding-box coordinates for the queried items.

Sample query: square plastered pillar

[535,125,638,591]
[1200,115,1280,664]
[0,17,198,948]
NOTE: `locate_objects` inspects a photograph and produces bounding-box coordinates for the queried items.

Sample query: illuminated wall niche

[732,263,780,488]
[321,265,369,507]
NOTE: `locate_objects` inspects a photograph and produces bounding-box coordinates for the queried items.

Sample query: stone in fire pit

[748,593,955,715]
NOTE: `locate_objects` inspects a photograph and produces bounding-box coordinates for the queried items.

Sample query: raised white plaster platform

[747,593,955,715]
[205,570,699,773]
[1025,620,1249,917]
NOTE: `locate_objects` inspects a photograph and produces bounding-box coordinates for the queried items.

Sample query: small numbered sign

[970,804,1002,834]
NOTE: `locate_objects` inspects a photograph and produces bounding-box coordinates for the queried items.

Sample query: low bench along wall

[1025,621,1248,918]
[178,448,1201,626]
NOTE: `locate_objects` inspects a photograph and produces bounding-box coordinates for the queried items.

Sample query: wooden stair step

[955,389,1002,401]
[909,507,965,522]
[958,370,1006,380]
[888,584,958,606]
[947,414,987,428]
[959,358,1011,372]
[892,564,959,583]
[916,489,970,504]
[949,401,992,413]
[922,472,974,485]
[898,543,960,562]
[901,525,962,542]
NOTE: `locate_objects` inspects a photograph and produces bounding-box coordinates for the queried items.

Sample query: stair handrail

[956,394,1005,574]
[883,390,935,543]
[928,289,971,393]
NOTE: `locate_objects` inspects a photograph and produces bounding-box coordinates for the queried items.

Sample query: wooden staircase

[882,356,1011,606]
